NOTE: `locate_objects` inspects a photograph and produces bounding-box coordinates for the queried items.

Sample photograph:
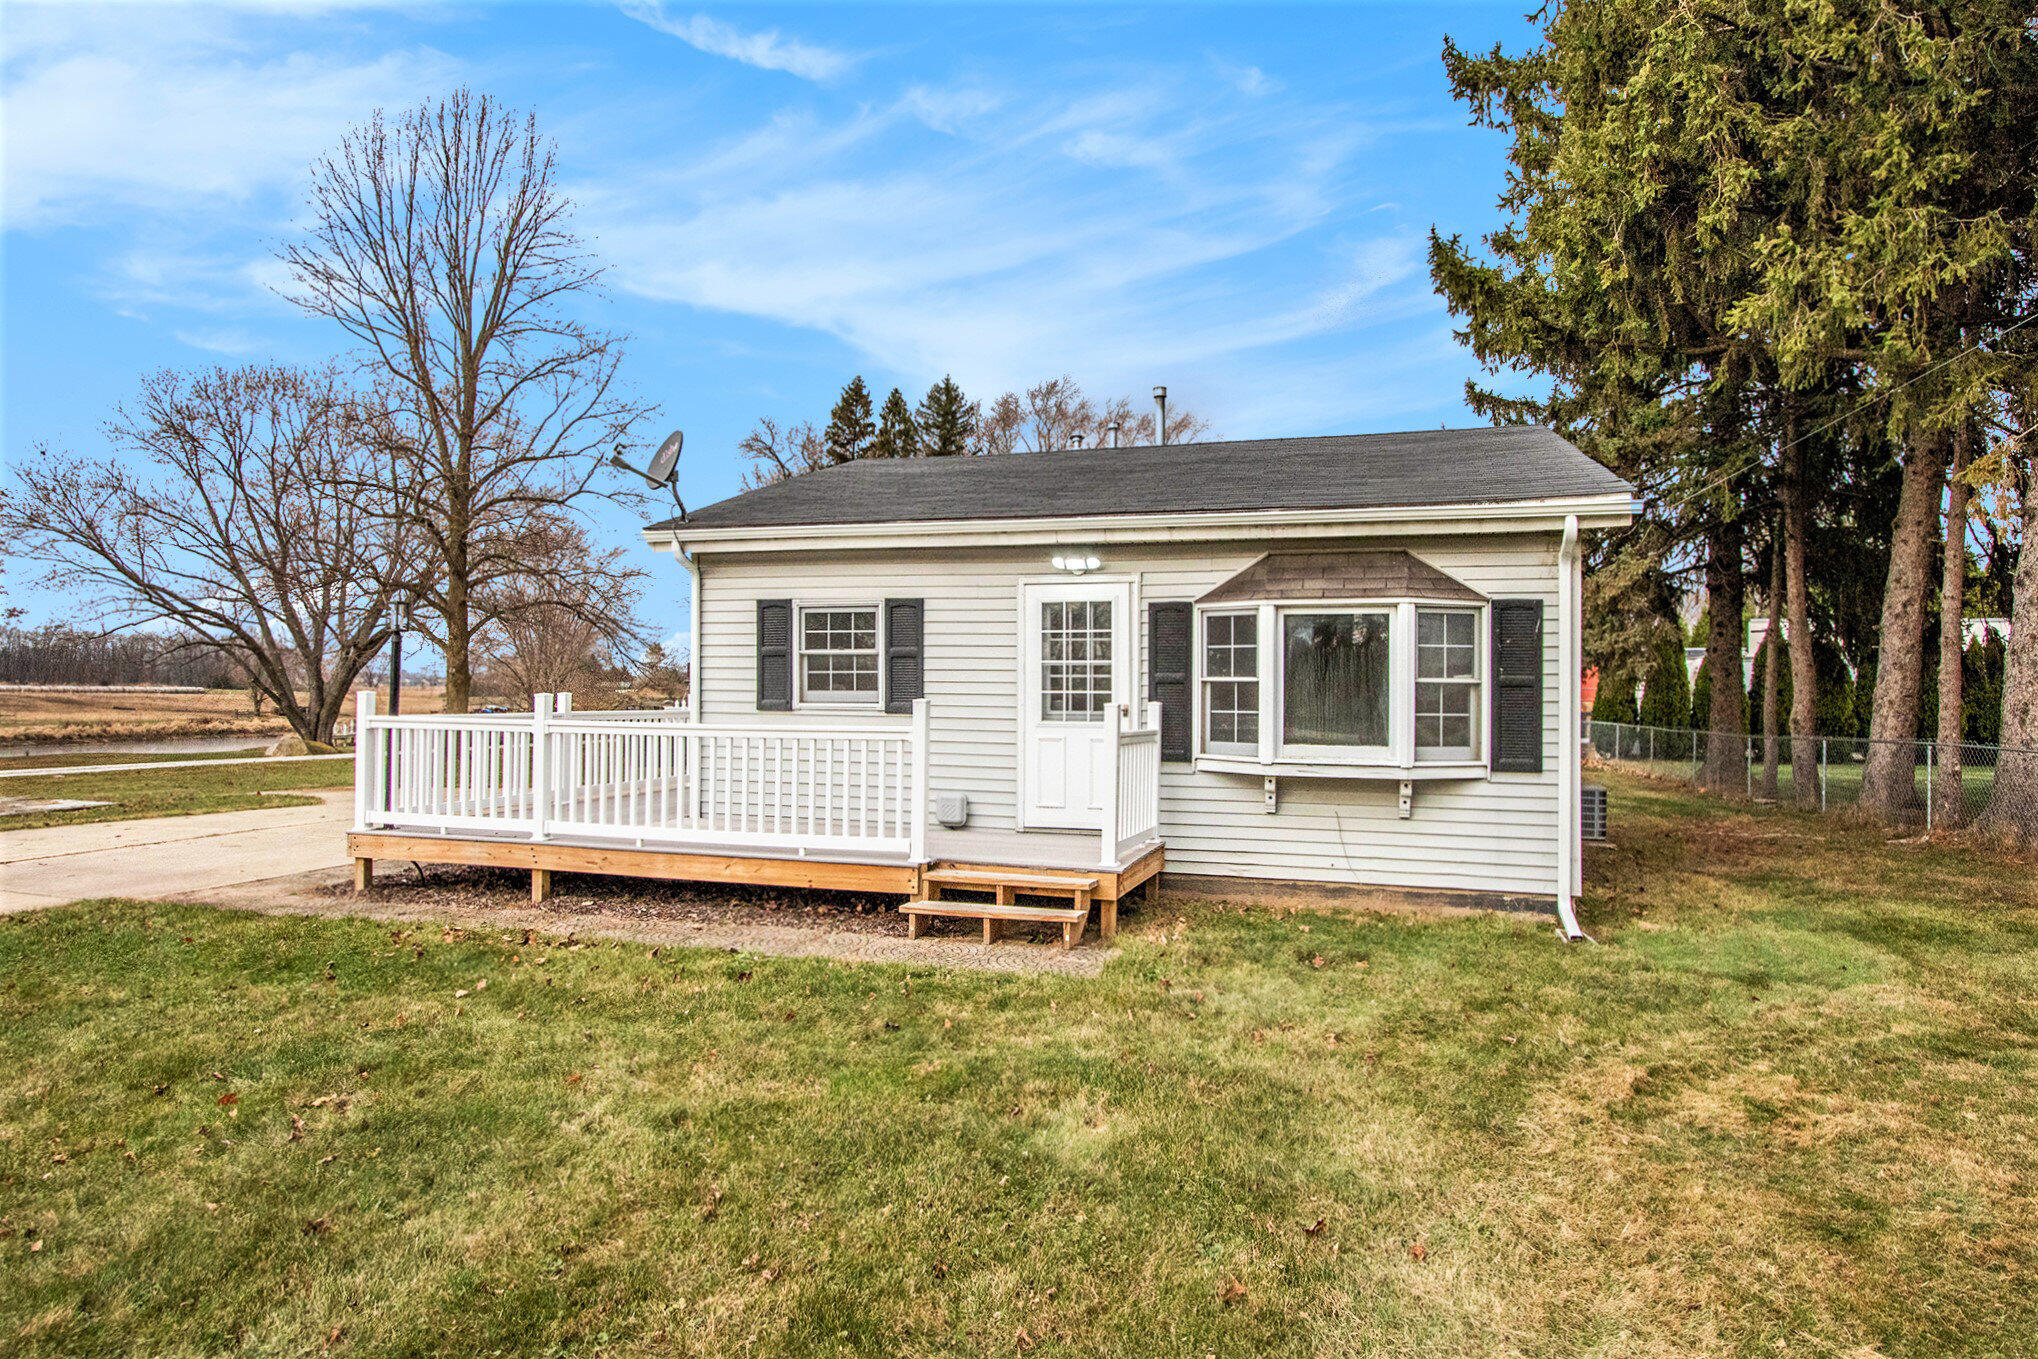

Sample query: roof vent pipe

[1106,420,1122,448]
[1152,385,1168,445]
[1068,432,1086,449]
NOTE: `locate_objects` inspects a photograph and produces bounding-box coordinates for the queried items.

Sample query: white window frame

[1191,597,1491,777]
[1415,606,1482,762]
[1199,610,1261,755]
[1273,605,1399,763]
[793,602,883,708]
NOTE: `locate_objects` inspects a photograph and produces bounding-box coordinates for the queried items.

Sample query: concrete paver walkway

[0,792,353,914]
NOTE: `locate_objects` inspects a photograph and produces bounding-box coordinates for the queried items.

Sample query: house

[347,427,1633,944]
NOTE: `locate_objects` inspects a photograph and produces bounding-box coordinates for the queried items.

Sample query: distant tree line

[0,625,240,689]
[739,374,1211,489]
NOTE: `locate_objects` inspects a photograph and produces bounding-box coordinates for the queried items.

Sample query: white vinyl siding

[692,533,1562,898]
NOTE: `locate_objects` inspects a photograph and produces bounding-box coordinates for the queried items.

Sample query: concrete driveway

[0,792,354,914]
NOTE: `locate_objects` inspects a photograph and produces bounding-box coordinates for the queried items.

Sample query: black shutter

[883,598,924,713]
[1491,598,1544,773]
[757,599,792,711]
[1148,601,1193,762]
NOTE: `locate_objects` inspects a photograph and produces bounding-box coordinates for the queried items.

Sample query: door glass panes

[1040,599,1112,721]
[1282,612,1390,747]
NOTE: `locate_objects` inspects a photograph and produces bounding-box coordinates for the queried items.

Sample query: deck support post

[1100,896,1117,941]
[531,867,552,904]
[353,857,372,894]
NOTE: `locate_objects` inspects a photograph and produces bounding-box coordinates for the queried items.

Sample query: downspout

[1555,514,1588,942]
[673,543,702,722]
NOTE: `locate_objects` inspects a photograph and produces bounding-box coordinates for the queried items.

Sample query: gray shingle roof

[651,426,1631,534]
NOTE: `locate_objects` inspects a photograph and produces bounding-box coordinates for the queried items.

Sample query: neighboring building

[350,427,1634,942]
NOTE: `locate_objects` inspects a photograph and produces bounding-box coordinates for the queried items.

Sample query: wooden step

[899,897,1091,949]
[922,868,1100,891]
[900,901,1085,922]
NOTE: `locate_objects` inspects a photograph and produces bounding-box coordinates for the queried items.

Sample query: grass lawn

[0,748,268,772]
[0,756,354,830]
[4,771,2035,1356]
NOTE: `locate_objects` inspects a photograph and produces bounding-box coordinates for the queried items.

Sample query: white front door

[1019,579,1132,829]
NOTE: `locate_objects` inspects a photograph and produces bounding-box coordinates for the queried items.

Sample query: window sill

[1193,754,1490,781]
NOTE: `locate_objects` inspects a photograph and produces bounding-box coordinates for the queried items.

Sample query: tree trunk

[1858,434,1946,822]
[445,587,472,714]
[1759,524,1783,800]
[1785,437,1819,808]
[1934,421,1973,829]
[1977,454,2038,842]
[1701,516,1748,794]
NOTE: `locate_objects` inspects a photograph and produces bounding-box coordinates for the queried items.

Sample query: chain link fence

[1583,719,2033,830]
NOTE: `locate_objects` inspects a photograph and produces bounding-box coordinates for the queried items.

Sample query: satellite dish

[610,430,687,518]
[647,429,683,484]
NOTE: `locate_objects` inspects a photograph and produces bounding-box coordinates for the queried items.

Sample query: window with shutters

[797,606,880,704]
[1414,608,1480,760]
[1200,611,1259,753]
[1192,597,1503,774]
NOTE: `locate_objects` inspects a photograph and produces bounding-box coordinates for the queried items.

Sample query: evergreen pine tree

[1637,629,1692,729]
[822,376,875,465]
[873,387,920,459]
[914,375,973,457]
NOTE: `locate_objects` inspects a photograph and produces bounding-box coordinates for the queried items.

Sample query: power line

[1652,306,2038,518]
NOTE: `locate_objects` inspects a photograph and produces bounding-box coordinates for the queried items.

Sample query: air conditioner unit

[1581,784,1609,841]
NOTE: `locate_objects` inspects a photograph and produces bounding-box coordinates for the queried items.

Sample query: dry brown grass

[0,686,451,743]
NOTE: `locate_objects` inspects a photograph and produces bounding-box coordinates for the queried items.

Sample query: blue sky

[1,1,1541,654]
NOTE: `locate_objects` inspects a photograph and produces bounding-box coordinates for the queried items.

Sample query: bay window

[1196,600,1487,770]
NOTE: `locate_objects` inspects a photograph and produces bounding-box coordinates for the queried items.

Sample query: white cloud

[617,4,854,82]
[1,14,456,229]
[583,78,1428,423]
[173,326,264,356]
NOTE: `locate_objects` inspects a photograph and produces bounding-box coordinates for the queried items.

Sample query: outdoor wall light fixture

[1050,553,1102,575]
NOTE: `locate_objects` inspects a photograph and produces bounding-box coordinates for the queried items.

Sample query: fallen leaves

[1409,1241,1428,1263]
[216,1092,238,1107]
[1220,1278,1248,1307]
[289,1115,306,1142]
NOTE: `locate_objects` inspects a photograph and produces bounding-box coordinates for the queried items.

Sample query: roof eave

[641,492,1637,556]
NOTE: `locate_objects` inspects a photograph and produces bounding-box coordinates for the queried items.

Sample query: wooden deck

[346,829,1165,909]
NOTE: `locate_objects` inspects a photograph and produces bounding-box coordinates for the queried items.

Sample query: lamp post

[387,602,412,716]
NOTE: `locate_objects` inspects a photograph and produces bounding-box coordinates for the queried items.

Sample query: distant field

[0,687,450,745]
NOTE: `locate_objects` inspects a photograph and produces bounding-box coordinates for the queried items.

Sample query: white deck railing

[353,692,929,861]
[1103,702,1164,865]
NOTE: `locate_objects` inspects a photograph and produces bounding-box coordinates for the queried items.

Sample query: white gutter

[642,492,1638,556]
[1555,513,1588,942]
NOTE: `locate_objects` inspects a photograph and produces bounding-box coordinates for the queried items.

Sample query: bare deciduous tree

[737,417,827,490]
[0,365,411,742]
[282,88,649,712]
[469,514,647,707]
